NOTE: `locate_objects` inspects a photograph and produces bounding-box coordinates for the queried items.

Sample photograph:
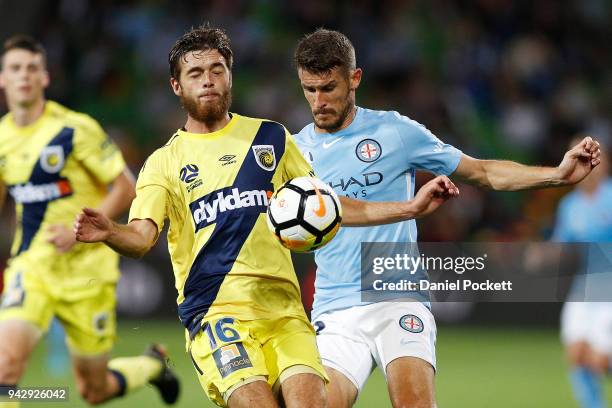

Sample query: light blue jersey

[553,179,612,301]
[553,179,612,243]
[294,107,462,319]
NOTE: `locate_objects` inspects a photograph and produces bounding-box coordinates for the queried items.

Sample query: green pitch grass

[19,321,611,407]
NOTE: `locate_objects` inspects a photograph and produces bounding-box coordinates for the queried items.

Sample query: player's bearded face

[299,68,356,133]
[174,50,232,123]
[180,85,232,123]
[312,90,353,132]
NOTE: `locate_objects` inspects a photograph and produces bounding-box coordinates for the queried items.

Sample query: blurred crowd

[0,0,610,253]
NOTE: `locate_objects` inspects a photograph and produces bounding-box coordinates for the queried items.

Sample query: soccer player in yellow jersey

[74,26,459,408]
[0,36,179,406]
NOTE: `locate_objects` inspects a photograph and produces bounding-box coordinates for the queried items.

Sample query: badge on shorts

[213,342,252,378]
[399,314,424,333]
[252,145,276,171]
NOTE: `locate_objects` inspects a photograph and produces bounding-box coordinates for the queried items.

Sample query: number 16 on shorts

[204,317,253,378]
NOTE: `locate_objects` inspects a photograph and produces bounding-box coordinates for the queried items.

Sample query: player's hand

[412,175,459,218]
[74,207,114,243]
[47,225,77,253]
[556,136,601,185]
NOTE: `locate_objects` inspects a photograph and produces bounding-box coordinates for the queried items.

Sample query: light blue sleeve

[552,198,575,242]
[393,112,462,175]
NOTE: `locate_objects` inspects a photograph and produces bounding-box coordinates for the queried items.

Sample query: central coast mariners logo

[40,146,65,173]
[252,145,276,171]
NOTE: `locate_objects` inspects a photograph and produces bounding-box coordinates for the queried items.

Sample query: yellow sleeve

[128,151,170,233]
[73,115,126,185]
[281,130,315,182]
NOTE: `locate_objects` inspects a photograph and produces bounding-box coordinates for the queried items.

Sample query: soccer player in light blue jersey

[292,29,603,408]
[553,139,612,408]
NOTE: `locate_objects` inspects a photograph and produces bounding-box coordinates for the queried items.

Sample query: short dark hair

[168,25,233,79]
[1,35,46,67]
[294,29,356,74]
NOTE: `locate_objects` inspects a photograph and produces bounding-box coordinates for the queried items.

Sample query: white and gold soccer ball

[267,176,342,252]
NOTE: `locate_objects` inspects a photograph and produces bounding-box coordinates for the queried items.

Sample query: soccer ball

[267,176,342,252]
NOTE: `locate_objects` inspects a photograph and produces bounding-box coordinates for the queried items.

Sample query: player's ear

[41,69,50,89]
[170,77,182,96]
[350,68,362,91]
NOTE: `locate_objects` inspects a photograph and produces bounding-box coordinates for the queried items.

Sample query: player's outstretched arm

[340,175,459,226]
[74,207,157,258]
[453,136,601,191]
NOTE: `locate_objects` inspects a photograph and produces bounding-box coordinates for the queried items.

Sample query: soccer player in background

[0,36,179,407]
[73,26,460,408]
[292,29,602,408]
[553,139,612,408]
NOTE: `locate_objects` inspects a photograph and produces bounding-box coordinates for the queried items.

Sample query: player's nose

[314,91,327,109]
[202,72,214,88]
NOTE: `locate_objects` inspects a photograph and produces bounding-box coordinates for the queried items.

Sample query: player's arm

[76,149,169,259]
[74,209,157,258]
[340,175,459,226]
[453,137,601,191]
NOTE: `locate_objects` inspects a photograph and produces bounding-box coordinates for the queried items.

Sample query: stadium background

[0,0,610,406]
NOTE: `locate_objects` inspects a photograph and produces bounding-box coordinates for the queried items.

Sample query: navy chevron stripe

[179,121,286,332]
[17,127,74,255]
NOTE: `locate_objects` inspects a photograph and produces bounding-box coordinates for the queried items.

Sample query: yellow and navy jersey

[129,113,314,332]
[0,101,126,289]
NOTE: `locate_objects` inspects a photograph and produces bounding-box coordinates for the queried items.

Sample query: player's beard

[181,90,232,125]
[313,98,354,133]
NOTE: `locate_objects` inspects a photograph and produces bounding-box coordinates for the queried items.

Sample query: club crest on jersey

[252,145,276,171]
[399,314,424,333]
[356,139,382,163]
[40,146,65,173]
